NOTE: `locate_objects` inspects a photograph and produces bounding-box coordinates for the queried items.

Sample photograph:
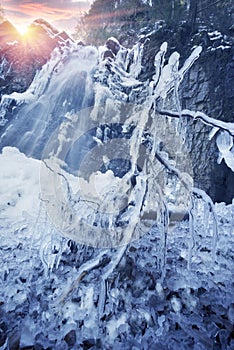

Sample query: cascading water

[0,44,97,157]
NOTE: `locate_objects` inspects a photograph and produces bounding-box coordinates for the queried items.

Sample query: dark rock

[8,329,20,350]
[19,276,27,283]
[71,296,81,303]
[103,49,115,60]
[82,338,96,349]
[105,37,120,55]
[0,321,7,333]
[180,44,234,203]
[138,23,234,203]
[34,344,44,350]
[57,31,72,42]
[117,298,125,312]
[68,240,78,254]
[77,40,85,46]
[0,332,7,347]
[64,329,76,347]
[148,295,158,308]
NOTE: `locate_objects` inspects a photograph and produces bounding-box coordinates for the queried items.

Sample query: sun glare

[17,24,29,36]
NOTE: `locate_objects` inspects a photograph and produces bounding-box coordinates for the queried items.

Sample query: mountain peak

[27,18,73,43]
[0,20,21,43]
[0,17,74,98]
[31,18,59,38]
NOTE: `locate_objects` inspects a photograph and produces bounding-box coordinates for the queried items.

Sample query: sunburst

[16,23,29,36]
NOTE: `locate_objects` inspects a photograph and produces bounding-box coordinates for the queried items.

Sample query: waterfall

[0,44,98,157]
[0,38,208,251]
[11,39,199,249]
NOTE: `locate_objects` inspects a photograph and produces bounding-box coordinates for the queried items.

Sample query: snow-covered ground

[0,147,233,349]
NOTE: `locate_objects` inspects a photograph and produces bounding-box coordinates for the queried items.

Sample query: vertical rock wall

[180,44,234,203]
[141,28,234,203]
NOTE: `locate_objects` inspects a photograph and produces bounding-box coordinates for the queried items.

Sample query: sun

[16,24,29,36]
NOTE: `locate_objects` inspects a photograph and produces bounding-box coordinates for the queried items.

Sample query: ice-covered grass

[0,147,233,349]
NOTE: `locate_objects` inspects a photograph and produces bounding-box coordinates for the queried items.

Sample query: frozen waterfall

[0,39,217,250]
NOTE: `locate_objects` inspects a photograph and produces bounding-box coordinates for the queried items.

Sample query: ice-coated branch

[98,245,127,319]
[155,151,192,193]
[156,108,234,172]
[155,149,219,263]
[187,197,195,270]
[156,108,234,137]
[151,45,202,102]
[56,249,110,305]
[42,159,73,202]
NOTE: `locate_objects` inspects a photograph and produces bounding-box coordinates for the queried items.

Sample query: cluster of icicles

[37,38,219,264]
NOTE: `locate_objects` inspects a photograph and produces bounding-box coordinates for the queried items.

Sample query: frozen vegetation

[0,35,234,349]
[0,147,233,349]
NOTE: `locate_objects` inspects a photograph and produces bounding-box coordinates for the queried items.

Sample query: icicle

[56,249,109,305]
[128,42,145,78]
[179,46,202,81]
[202,199,210,231]
[187,197,195,270]
[216,130,234,171]
[209,126,219,140]
[159,206,169,282]
[98,245,126,319]
[211,212,218,261]
[153,51,180,100]
[152,42,168,91]
[193,188,218,261]
[98,279,107,319]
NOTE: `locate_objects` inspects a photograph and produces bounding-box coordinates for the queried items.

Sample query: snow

[32,18,59,38]
[208,31,222,41]
[6,40,18,46]
[0,147,40,223]
[141,0,152,6]
[210,45,231,51]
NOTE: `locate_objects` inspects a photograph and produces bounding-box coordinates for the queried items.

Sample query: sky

[1,0,92,34]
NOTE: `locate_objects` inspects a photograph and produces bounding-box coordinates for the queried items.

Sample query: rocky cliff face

[138,26,234,203]
[180,32,234,203]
